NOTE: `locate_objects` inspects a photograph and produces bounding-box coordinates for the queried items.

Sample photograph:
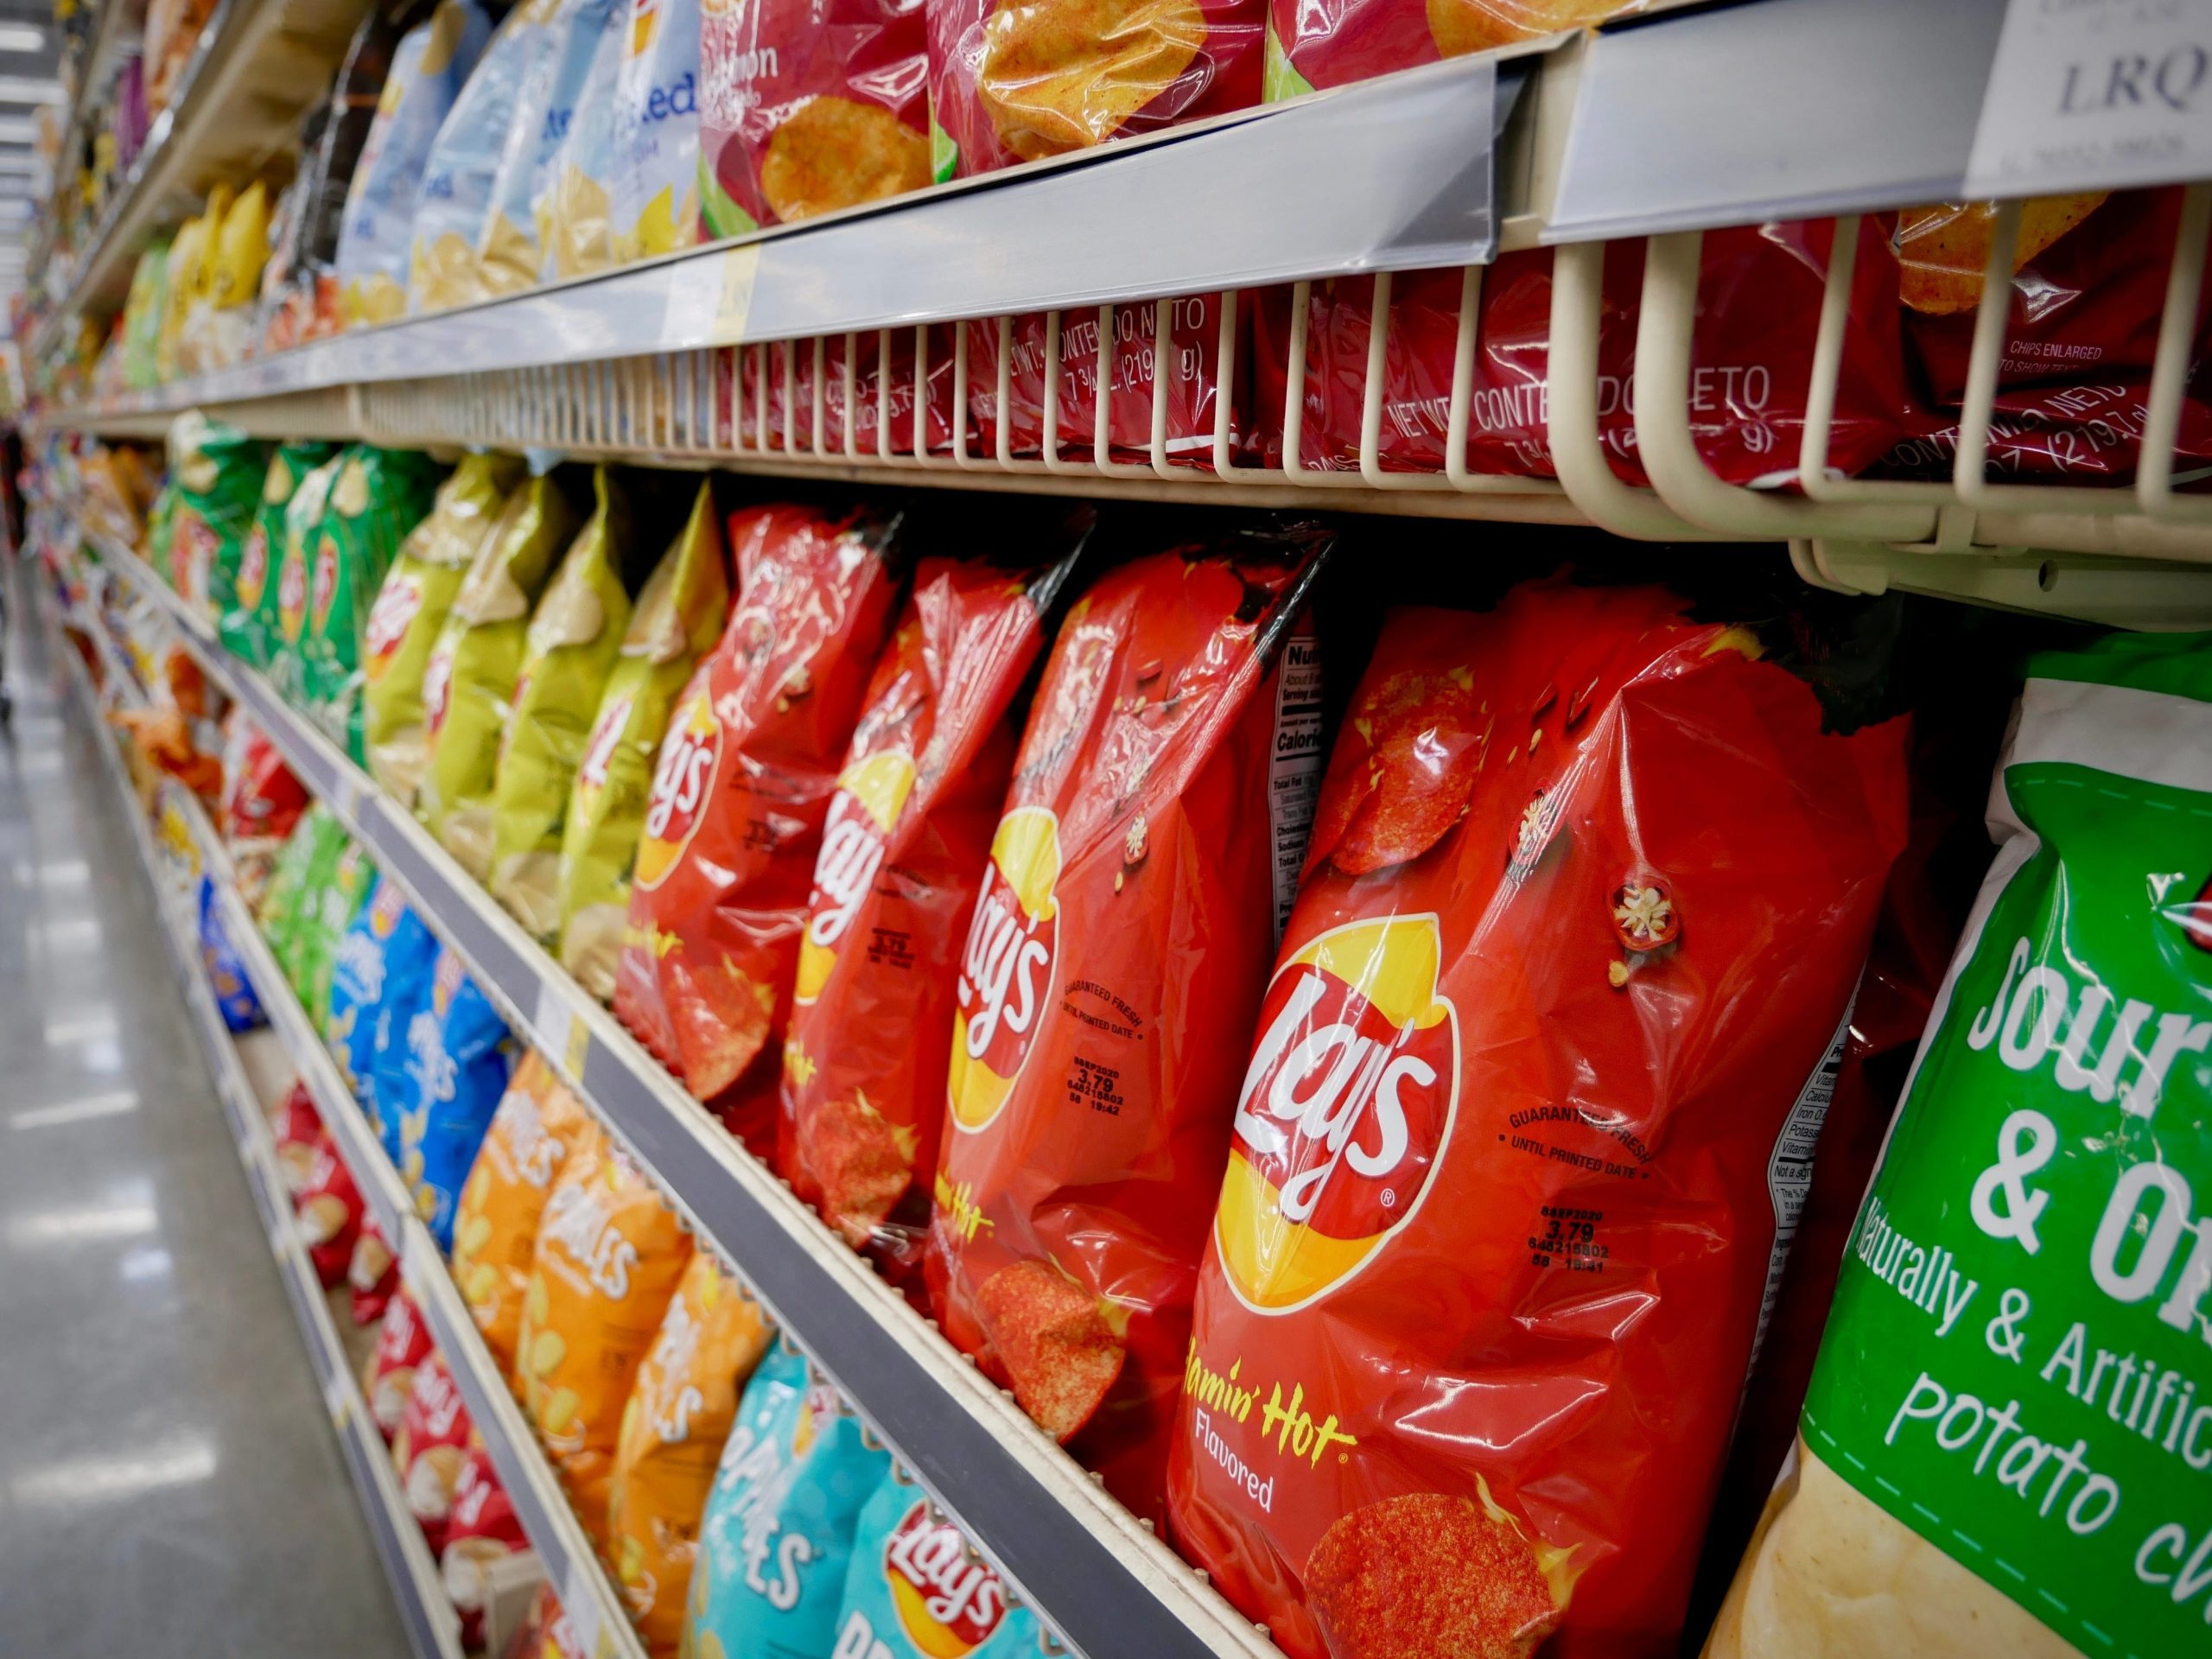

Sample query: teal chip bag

[690,1338,888,1656]
[1713,630,2212,1657]
[830,1467,1041,1659]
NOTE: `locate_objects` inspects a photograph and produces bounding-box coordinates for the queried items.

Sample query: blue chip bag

[689,1338,888,1656]
[830,1467,1042,1659]
[199,876,265,1033]
[329,876,429,1128]
[334,0,493,325]
[396,944,514,1249]
[408,2,537,312]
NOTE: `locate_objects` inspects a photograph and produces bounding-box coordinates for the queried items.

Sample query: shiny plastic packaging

[781,541,1083,1282]
[1252,225,1909,486]
[1166,577,1910,1659]
[409,1,538,311]
[518,1122,694,1544]
[611,0,703,262]
[396,947,517,1251]
[927,0,1264,176]
[830,1466,1043,1659]
[925,524,1328,1517]
[480,0,622,295]
[1705,631,2212,1659]
[451,1052,595,1379]
[334,0,493,325]
[699,0,930,234]
[607,1255,773,1655]
[219,441,333,665]
[687,1338,891,1656]
[1890,188,2212,481]
[1262,0,1644,94]
[556,481,728,1001]
[615,501,901,1149]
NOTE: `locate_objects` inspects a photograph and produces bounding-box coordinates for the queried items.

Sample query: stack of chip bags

[489,466,633,940]
[409,0,548,312]
[450,1052,594,1379]
[334,0,493,325]
[556,480,727,1001]
[220,442,337,666]
[610,0,702,264]
[362,452,525,804]
[607,1255,772,1653]
[535,1,629,280]
[479,0,622,296]
[394,946,516,1250]
[686,1337,889,1653]
[419,473,579,880]
[517,1119,693,1543]
[302,445,442,763]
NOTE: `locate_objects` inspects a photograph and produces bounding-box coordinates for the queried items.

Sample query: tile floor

[0,563,410,1656]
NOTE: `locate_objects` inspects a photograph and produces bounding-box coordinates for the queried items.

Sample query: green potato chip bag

[145,486,177,587]
[167,411,266,620]
[418,472,579,880]
[258,804,349,993]
[556,479,728,1000]
[263,454,347,703]
[302,445,442,764]
[294,837,380,1029]
[488,466,633,943]
[221,442,337,667]
[363,452,526,806]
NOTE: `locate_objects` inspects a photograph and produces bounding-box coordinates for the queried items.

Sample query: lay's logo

[309,533,340,631]
[574,692,633,817]
[236,525,270,609]
[949,808,1059,1134]
[368,883,404,938]
[277,545,310,644]
[363,575,423,681]
[1216,915,1459,1315]
[635,690,720,892]
[796,752,916,1005]
[880,1499,1007,1656]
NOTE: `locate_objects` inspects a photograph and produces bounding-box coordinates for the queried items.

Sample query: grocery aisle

[0,574,410,1657]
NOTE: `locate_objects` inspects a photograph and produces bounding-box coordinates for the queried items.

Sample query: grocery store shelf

[33,0,371,358]
[56,633,463,1659]
[94,538,1285,1659]
[58,593,638,1659]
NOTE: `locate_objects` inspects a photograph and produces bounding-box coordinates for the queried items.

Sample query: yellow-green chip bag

[418,472,578,880]
[556,480,728,1000]
[267,454,347,704]
[363,452,525,805]
[488,467,633,943]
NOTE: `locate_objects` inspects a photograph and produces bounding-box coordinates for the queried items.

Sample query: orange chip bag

[518,1119,695,1545]
[779,542,1085,1286]
[607,1254,772,1655]
[925,523,1330,1519]
[452,1051,596,1382]
[614,502,902,1152]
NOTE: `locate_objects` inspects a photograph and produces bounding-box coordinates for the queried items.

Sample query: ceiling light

[0,25,46,54]
[0,77,61,105]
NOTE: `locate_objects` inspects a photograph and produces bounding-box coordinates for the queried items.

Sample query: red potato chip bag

[925,524,1330,1519]
[1164,577,1910,1659]
[365,1288,435,1444]
[963,297,1230,467]
[747,327,958,458]
[397,1350,474,1554]
[699,0,931,235]
[296,1122,365,1288]
[1886,188,2212,481]
[349,1216,400,1325]
[443,1440,531,1651]
[270,1080,323,1198]
[615,503,903,1151]
[926,0,1264,178]
[1262,0,1644,95]
[1253,224,1909,486]
[779,542,1085,1282]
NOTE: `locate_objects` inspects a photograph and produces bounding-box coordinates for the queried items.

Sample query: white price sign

[1967,0,2212,197]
